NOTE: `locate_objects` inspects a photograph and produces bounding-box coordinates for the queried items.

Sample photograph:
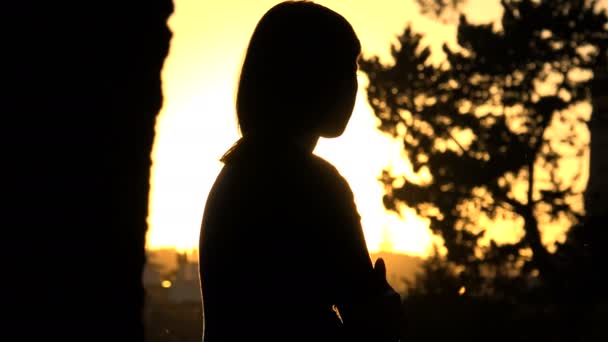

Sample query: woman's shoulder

[308,154,342,180]
[218,140,353,198]
[306,154,354,200]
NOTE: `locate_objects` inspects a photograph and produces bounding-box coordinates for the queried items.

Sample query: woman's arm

[320,164,402,341]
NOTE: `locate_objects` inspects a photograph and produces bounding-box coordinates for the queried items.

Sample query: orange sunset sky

[146,0,593,256]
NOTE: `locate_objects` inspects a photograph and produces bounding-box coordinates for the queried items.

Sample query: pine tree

[360,0,607,296]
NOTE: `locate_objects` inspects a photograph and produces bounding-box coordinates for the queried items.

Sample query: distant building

[143,262,163,288]
[168,252,201,304]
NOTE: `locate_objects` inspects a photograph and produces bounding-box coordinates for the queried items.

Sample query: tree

[360,0,607,297]
[414,0,467,23]
[5,1,173,339]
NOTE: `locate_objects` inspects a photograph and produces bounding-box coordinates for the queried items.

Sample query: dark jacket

[199,137,380,342]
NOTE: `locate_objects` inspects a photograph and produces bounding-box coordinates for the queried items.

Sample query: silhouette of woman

[199,2,401,342]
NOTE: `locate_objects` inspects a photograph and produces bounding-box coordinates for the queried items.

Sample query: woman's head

[236,1,360,139]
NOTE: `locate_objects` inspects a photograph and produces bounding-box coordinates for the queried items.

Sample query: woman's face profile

[234,2,361,142]
[318,56,359,138]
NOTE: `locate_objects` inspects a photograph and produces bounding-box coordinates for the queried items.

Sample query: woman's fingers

[374,257,387,284]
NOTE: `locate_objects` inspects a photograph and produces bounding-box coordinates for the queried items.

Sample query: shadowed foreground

[4,2,173,340]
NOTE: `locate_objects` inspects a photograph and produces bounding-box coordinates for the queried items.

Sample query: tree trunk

[585,49,608,219]
[523,160,551,280]
[4,2,173,340]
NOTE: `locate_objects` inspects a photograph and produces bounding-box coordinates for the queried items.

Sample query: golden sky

[145,0,574,256]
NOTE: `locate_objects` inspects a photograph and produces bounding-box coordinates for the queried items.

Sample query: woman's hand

[372,258,403,342]
[337,257,404,342]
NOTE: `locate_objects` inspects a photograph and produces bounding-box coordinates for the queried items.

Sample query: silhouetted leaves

[415,0,467,23]
[361,0,607,301]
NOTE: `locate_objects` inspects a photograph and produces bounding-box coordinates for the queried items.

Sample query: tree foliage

[360,0,608,297]
[415,0,467,23]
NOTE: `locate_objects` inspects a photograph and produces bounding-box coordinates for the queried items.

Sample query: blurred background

[143,1,607,341]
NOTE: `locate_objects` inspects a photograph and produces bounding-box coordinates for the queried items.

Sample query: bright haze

[146,0,534,256]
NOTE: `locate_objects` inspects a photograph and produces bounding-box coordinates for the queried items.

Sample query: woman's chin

[320,125,347,138]
[318,109,353,138]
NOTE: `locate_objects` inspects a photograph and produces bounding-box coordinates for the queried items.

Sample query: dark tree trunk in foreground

[4,2,173,340]
[586,50,608,220]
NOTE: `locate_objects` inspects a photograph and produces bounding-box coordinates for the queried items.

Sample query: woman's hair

[221,1,360,162]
